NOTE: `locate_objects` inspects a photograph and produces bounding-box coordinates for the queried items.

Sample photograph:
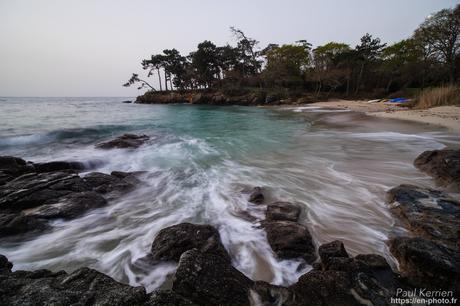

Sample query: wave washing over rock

[0,97,459,304]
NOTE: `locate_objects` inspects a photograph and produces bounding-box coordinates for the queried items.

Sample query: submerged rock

[263,220,316,263]
[386,184,460,248]
[248,186,264,204]
[414,149,460,191]
[172,249,253,306]
[151,223,229,262]
[83,172,140,197]
[25,191,107,219]
[266,201,302,222]
[389,237,460,290]
[0,212,48,237]
[96,134,150,149]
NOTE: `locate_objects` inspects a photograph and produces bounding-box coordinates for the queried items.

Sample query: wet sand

[311,100,460,133]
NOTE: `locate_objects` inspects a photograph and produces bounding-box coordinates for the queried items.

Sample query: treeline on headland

[125,5,460,104]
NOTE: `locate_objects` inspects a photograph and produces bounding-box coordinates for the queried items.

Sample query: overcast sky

[0,0,458,97]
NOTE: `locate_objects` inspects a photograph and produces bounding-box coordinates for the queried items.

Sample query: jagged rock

[389,237,460,290]
[248,186,264,204]
[0,171,91,211]
[151,223,229,262]
[172,249,253,306]
[414,149,460,191]
[386,184,460,248]
[146,291,198,306]
[318,240,349,265]
[263,220,316,263]
[0,256,148,306]
[96,134,149,149]
[0,212,48,237]
[25,191,107,219]
[266,202,301,222]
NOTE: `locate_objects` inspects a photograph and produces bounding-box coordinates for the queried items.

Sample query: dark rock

[0,255,12,274]
[0,156,34,176]
[0,171,91,211]
[96,134,150,149]
[83,172,137,195]
[266,202,301,222]
[122,100,132,104]
[25,191,107,219]
[34,161,85,173]
[0,156,35,185]
[0,212,48,237]
[263,220,316,263]
[318,240,349,266]
[248,186,264,204]
[172,249,253,306]
[389,237,460,290]
[146,290,198,306]
[289,270,360,306]
[0,257,148,306]
[151,223,229,262]
[386,184,460,248]
[414,149,460,191]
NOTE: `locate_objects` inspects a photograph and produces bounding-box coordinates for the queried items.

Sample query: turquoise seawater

[0,97,459,291]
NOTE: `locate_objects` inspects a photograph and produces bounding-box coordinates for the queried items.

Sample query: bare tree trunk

[355,63,364,95]
[157,69,162,91]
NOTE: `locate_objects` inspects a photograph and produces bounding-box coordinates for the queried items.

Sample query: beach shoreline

[309,100,460,133]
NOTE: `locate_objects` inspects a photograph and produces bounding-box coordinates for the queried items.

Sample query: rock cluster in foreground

[0,155,143,238]
[386,148,460,291]
[0,234,408,306]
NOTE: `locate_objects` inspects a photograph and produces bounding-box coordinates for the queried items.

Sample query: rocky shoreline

[0,134,459,305]
[135,90,320,106]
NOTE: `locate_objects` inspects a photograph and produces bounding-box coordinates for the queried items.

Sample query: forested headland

[125,5,460,105]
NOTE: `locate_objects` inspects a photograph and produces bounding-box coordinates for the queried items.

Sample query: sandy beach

[311,100,460,132]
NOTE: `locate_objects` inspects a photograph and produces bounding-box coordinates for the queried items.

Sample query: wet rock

[25,191,107,219]
[96,134,150,149]
[248,186,264,204]
[266,202,301,222]
[318,240,349,265]
[151,223,229,262]
[414,149,460,191]
[389,237,460,290]
[146,291,198,306]
[0,156,35,185]
[288,241,407,306]
[172,249,253,306]
[263,220,316,263]
[0,212,48,237]
[122,100,132,104]
[0,171,91,211]
[83,172,138,196]
[0,256,148,306]
[386,184,460,248]
[34,161,86,173]
[289,270,360,306]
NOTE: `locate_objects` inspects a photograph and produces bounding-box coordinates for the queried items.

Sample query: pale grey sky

[0,0,458,97]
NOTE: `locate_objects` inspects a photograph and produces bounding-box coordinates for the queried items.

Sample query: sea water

[0,97,459,292]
